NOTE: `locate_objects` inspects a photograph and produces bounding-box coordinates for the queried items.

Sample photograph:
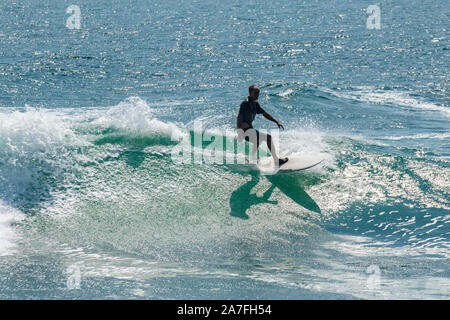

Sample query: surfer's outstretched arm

[262,112,285,130]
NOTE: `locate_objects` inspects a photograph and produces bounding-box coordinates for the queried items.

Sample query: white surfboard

[256,156,324,173]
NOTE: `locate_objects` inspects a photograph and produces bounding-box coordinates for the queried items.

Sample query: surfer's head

[248,85,260,101]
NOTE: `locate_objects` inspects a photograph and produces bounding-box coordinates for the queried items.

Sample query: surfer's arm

[262,112,285,130]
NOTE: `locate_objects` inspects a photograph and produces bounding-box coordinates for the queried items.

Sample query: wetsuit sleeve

[256,102,265,114]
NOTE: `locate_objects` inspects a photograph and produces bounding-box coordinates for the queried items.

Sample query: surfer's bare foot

[278,157,288,167]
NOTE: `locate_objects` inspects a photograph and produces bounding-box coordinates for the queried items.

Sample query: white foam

[324,87,449,116]
[91,96,186,141]
[275,128,334,170]
[383,131,450,140]
[0,106,76,152]
[309,141,450,216]
[0,107,80,198]
[0,97,187,174]
[0,200,24,256]
[278,89,294,98]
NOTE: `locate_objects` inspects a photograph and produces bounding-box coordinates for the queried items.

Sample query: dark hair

[249,85,260,94]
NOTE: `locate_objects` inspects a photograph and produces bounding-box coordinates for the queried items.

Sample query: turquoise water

[0,0,449,299]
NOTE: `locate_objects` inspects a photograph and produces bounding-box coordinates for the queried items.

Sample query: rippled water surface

[0,0,449,299]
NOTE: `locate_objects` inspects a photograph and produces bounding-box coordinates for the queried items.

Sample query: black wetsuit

[237,97,266,127]
[237,97,265,144]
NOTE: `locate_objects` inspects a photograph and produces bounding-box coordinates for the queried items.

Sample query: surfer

[237,85,288,167]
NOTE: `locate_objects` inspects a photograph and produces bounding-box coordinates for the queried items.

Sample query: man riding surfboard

[236,85,288,167]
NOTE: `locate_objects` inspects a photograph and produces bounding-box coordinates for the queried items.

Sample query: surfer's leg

[243,128,259,163]
[255,132,278,161]
[252,129,261,158]
[265,133,279,163]
[264,133,288,166]
[251,141,258,158]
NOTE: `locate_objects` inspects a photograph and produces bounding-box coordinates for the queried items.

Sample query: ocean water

[0,0,449,299]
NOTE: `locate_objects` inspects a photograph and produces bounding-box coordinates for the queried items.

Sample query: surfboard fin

[278,157,289,167]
